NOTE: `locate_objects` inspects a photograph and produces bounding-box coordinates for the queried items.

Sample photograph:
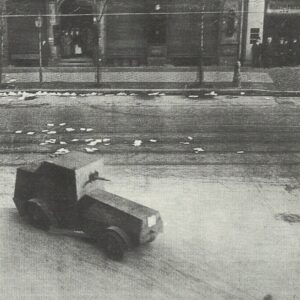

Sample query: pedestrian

[251,37,262,67]
[60,31,72,58]
[262,36,275,68]
[289,37,299,66]
[283,38,290,65]
[73,28,83,56]
[276,37,287,67]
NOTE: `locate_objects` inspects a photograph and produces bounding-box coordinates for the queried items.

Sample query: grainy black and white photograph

[0,0,300,299]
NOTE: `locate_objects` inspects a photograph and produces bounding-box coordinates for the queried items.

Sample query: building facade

[244,0,300,64]
[2,0,247,67]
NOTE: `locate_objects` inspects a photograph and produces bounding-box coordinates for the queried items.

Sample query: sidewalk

[1,65,275,91]
[2,65,300,93]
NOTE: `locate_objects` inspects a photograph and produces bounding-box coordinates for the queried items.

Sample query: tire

[26,202,51,231]
[103,230,127,261]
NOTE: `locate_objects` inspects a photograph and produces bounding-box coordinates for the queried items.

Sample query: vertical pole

[198,2,205,85]
[38,26,43,84]
[96,0,109,86]
[96,21,100,85]
[0,11,3,86]
[238,0,245,62]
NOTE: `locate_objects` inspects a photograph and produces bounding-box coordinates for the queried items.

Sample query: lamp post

[35,14,43,85]
[94,0,109,87]
[0,11,4,87]
[198,2,205,86]
[93,17,101,86]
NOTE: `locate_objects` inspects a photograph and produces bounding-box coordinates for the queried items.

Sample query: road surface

[0,94,300,300]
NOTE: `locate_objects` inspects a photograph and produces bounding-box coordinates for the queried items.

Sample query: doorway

[59,0,97,59]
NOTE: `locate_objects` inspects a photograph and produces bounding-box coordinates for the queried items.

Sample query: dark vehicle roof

[45,152,101,170]
[86,189,158,220]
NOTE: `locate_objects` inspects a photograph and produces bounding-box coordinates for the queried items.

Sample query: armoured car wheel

[104,230,127,261]
[27,202,51,231]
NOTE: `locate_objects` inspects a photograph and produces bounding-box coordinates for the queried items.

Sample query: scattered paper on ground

[47,131,56,135]
[133,140,142,147]
[55,148,70,155]
[193,147,205,153]
[85,147,98,153]
[66,128,75,132]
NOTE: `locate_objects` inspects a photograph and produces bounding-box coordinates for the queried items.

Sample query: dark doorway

[59,0,97,59]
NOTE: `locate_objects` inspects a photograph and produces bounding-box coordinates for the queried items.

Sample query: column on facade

[0,0,8,66]
[47,0,60,64]
[218,0,243,65]
[245,0,265,64]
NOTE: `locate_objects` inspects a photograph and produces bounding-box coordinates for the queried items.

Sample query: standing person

[276,37,286,67]
[289,37,299,66]
[262,36,275,68]
[70,28,76,56]
[251,37,262,67]
[73,29,83,56]
[60,31,72,58]
[283,38,290,66]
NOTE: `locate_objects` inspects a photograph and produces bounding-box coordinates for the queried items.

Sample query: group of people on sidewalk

[252,36,300,68]
[60,26,97,58]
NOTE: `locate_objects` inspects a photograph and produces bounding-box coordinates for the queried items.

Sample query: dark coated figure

[262,37,275,68]
[251,37,262,67]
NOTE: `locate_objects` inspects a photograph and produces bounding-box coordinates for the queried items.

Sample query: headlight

[147,215,156,227]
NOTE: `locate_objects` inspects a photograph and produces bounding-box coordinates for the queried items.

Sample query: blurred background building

[0,0,298,67]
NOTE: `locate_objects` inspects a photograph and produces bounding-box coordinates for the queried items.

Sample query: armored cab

[13,152,163,260]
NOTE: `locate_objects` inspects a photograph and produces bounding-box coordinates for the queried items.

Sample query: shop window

[250,28,260,44]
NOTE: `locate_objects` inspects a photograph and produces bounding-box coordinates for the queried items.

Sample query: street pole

[95,19,101,86]
[95,0,109,87]
[198,2,205,85]
[35,14,43,85]
[38,27,42,84]
[0,11,3,87]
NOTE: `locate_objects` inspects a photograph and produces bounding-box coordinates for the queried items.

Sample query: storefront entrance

[58,0,97,59]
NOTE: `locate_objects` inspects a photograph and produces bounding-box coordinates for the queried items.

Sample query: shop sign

[267,0,300,14]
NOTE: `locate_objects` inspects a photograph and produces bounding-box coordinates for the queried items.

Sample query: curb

[1,87,300,97]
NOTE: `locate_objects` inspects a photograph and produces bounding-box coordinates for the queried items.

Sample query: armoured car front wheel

[103,230,127,261]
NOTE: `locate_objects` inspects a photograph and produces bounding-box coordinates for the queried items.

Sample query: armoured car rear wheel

[27,202,51,231]
[104,231,127,261]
